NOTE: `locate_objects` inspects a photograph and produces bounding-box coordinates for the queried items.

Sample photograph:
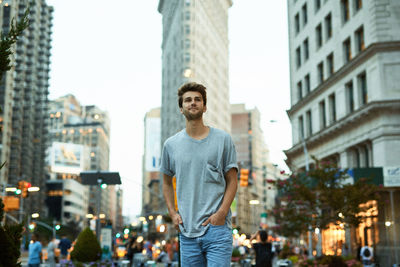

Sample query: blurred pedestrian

[157,246,171,267]
[161,82,238,267]
[360,244,373,267]
[46,237,57,267]
[126,235,137,264]
[144,239,153,260]
[58,235,71,260]
[250,230,273,267]
[28,233,42,267]
[165,239,173,262]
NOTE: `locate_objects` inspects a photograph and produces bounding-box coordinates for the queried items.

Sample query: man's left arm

[202,167,238,226]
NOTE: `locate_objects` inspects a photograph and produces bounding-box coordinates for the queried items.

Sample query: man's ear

[179,107,183,114]
[203,105,207,113]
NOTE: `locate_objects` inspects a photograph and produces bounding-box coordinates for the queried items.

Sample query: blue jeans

[180,224,233,267]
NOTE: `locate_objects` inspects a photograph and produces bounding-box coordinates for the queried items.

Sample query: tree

[0,10,29,267]
[272,160,380,238]
[0,198,24,267]
[70,227,101,262]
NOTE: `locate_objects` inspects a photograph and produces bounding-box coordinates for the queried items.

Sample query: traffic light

[22,181,31,198]
[101,183,107,189]
[28,222,36,232]
[17,180,31,198]
[55,224,61,231]
[157,224,167,233]
[240,169,249,187]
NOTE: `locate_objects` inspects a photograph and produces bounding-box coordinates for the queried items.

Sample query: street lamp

[249,200,260,205]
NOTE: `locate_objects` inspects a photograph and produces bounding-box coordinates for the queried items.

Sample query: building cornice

[285,100,400,157]
[287,41,400,118]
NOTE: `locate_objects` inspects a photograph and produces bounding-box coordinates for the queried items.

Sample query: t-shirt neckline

[183,126,212,143]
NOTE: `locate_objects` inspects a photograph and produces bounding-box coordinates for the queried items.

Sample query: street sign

[384,167,400,187]
[80,171,121,185]
[1,196,19,211]
[100,228,112,251]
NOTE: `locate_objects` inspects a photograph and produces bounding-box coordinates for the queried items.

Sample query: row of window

[296,25,364,102]
[343,26,365,63]
[294,0,362,36]
[298,71,367,139]
[296,17,363,70]
[295,12,332,69]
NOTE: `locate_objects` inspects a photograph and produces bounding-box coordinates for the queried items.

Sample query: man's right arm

[162,174,182,229]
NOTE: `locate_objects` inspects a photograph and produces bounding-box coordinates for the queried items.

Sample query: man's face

[180,91,206,121]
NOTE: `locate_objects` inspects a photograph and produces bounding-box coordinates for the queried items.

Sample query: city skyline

[46,0,291,218]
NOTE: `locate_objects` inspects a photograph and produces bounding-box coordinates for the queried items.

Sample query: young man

[161,82,238,267]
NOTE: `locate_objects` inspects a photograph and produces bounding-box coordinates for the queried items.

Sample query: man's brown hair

[178,82,207,108]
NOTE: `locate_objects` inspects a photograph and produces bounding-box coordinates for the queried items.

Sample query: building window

[343,37,352,63]
[184,25,190,35]
[317,61,324,84]
[325,13,332,40]
[354,0,362,12]
[302,3,308,26]
[327,53,334,77]
[296,46,301,68]
[299,115,304,139]
[316,23,322,49]
[346,80,354,113]
[297,81,303,101]
[185,39,190,49]
[303,38,309,61]
[185,11,191,20]
[358,72,367,105]
[341,0,350,23]
[329,93,336,123]
[319,100,326,129]
[185,0,191,6]
[295,13,300,34]
[315,0,321,12]
[306,110,312,137]
[355,26,365,53]
[305,74,310,95]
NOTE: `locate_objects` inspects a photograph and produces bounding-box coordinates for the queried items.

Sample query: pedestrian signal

[240,169,249,187]
[28,223,36,231]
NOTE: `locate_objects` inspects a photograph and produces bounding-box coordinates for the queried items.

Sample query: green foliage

[70,227,101,263]
[0,198,24,267]
[232,247,241,257]
[278,243,293,259]
[0,9,29,81]
[272,160,380,238]
[0,9,28,266]
[288,255,299,263]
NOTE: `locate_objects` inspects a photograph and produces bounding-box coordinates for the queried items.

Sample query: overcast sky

[46,0,291,219]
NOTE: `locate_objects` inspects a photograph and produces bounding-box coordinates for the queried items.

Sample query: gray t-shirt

[160,127,238,238]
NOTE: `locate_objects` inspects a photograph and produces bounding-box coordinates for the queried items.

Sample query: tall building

[158,0,233,145]
[231,104,281,234]
[142,107,161,216]
[0,0,53,216]
[285,0,400,262]
[48,95,119,228]
[46,142,90,226]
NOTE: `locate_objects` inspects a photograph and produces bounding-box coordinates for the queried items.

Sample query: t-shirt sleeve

[160,142,174,177]
[223,135,238,174]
